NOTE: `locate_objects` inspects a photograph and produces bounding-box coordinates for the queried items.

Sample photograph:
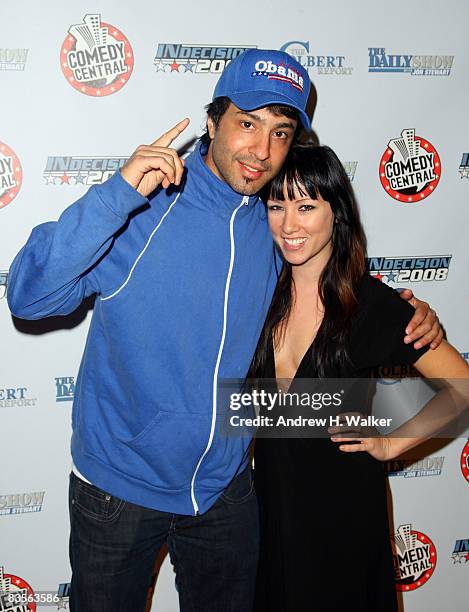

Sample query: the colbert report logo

[61,13,134,96]
[368,48,454,76]
[392,524,437,591]
[280,41,353,75]
[385,456,444,478]
[0,142,22,209]
[0,387,37,408]
[55,377,75,402]
[44,157,127,186]
[367,256,451,284]
[0,271,8,299]
[461,440,469,484]
[380,129,441,202]
[0,49,28,71]
[452,539,469,564]
[0,491,45,516]
[459,153,469,179]
[0,566,37,611]
[154,44,255,74]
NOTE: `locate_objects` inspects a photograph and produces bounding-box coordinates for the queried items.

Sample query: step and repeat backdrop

[1,1,468,610]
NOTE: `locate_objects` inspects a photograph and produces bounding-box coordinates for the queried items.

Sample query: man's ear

[207,116,216,140]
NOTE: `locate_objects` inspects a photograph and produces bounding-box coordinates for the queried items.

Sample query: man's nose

[248,130,270,161]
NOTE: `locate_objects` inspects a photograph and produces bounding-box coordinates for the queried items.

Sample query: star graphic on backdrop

[374,272,384,282]
[44,173,56,185]
[182,61,194,73]
[59,173,71,184]
[452,553,464,564]
[57,599,68,610]
[74,173,86,184]
[154,59,166,72]
[387,271,397,283]
[459,168,469,179]
[169,60,180,72]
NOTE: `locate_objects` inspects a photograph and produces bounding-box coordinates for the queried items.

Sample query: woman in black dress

[250,144,469,611]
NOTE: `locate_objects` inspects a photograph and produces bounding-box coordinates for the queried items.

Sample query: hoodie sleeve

[7,171,148,319]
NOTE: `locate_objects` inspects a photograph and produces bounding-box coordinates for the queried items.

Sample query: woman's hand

[330,433,395,461]
[329,411,397,461]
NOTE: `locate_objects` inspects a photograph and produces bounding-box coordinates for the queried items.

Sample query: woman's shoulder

[356,273,410,314]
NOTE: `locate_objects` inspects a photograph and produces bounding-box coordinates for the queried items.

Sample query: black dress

[254,274,429,612]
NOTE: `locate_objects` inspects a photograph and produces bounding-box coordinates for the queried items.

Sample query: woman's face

[267,182,335,269]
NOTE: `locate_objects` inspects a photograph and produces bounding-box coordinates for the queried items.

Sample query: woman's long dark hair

[249,144,367,379]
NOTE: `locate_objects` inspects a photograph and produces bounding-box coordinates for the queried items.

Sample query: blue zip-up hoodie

[8,142,278,515]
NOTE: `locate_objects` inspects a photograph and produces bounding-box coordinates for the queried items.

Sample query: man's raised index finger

[153,118,190,148]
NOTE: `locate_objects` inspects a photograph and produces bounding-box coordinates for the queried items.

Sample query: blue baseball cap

[213,48,311,130]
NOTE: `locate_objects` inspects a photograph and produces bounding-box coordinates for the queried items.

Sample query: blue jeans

[68,468,258,611]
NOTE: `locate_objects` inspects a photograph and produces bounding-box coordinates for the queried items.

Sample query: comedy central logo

[367,255,451,284]
[380,129,441,202]
[0,142,22,209]
[392,523,437,591]
[44,156,127,185]
[461,440,469,484]
[369,48,454,76]
[0,566,37,611]
[280,41,353,75]
[154,44,255,74]
[61,13,134,96]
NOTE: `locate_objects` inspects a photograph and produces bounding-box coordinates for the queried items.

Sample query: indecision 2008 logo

[392,523,437,591]
[380,129,441,202]
[0,142,22,209]
[61,13,134,96]
[367,255,451,284]
[154,44,255,74]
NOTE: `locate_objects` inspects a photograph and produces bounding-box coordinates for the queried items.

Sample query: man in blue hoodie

[8,49,441,611]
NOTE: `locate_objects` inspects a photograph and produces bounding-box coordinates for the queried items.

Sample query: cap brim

[227,90,310,131]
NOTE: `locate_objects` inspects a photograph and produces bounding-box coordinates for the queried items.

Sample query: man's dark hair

[200,96,302,147]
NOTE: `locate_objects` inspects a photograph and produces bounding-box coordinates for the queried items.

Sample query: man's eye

[241,121,253,129]
[273,131,288,139]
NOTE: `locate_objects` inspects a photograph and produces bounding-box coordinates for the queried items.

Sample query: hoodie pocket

[122,409,211,489]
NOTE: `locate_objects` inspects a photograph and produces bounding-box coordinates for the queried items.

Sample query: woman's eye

[267,205,283,211]
[299,205,315,211]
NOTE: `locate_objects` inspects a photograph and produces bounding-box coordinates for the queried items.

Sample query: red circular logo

[461,439,469,483]
[0,141,23,209]
[60,14,134,96]
[391,524,437,591]
[0,567,36,611]
[380,129,441,202]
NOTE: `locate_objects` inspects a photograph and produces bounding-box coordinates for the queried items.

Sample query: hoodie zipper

[190,195,249,514]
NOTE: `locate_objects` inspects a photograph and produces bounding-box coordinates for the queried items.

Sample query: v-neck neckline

[270,332,314,388]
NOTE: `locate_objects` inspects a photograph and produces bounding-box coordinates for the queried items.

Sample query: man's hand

[120,118,190,196]
[399,289,443,350]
